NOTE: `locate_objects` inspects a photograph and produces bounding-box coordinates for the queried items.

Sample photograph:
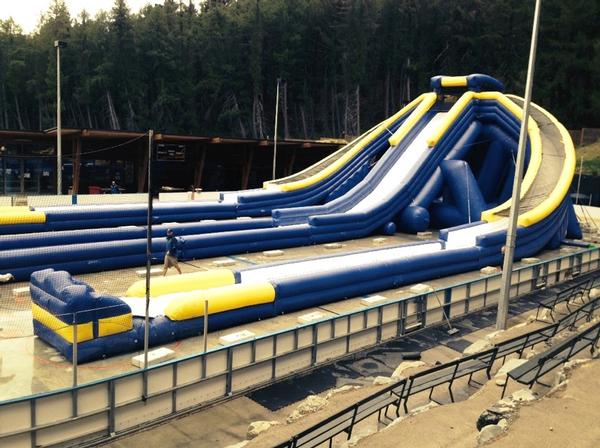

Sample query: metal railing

[276,273,600,448]
[0,247,597,447]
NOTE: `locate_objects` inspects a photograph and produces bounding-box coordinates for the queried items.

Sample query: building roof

[0,127,346,149]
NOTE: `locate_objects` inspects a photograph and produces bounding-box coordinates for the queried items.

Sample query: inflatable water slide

[28,74,582,362]
[0,94,438,279]
[2,75,535,280]
[0,98,416,237]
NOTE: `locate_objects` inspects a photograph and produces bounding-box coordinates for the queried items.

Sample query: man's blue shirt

[166,237,178,256]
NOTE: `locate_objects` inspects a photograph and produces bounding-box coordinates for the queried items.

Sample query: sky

[0,1,153,34]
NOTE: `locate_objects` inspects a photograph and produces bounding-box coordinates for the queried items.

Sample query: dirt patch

[491,360,600,447]
[353,359,600,448]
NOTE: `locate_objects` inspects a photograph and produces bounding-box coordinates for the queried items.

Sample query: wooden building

[0,128,344,195]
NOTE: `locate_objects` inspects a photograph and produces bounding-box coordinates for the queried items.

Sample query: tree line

[0,0,598,140]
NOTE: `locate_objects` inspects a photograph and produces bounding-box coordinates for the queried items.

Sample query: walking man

[162,229,182,276]
[110,179,120,194]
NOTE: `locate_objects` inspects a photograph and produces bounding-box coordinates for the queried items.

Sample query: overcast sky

[0,1,155,34]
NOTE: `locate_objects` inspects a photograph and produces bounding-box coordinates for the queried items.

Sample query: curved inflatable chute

[27,74,583,362]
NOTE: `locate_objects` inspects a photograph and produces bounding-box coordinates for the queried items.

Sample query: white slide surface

[240,242,442,284]
[349,113,447,213]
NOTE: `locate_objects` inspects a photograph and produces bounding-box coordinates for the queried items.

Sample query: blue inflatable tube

[4,90,581,283]
[25,75,584,363]
[4,111,411,237]
[31,198,569,363]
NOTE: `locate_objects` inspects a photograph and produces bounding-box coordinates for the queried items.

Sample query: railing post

[30,398,37,448]
[376,307,383,343]
[72,311,78,387]
[225,348,233,396]
[311,324,318,366]
[203,299,209,353]
[108,380,116,435]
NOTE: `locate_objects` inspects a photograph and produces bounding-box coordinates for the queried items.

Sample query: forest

[0,0,598,140]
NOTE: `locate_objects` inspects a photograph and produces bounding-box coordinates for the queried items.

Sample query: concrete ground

[0,230,584,402]
[0,232,428,400]
[98,277,599,448]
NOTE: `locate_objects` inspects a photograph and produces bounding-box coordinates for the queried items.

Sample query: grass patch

[575,140,600,175]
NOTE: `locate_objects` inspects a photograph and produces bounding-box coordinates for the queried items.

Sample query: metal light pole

[144,130,154,372]
[54,40,67,195]
[272,78,281,180]
[496,0,542,330]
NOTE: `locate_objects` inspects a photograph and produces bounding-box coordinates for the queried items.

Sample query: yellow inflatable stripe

[32,303,93,343]
[426,91,475,147]
[0,211,46,225]
[511,98,576,227]
[165,282,275,321]
[270,94,429,192]
[98,313,133,337]
[425,91,542,223]
[388,93,438,147]
[0,206,29,213]
[263,121,382,189]
[440,76,468,88]
[479,93,543,223]
[125,269,236,298]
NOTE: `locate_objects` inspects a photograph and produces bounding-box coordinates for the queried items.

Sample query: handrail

[267,93,429,192]
[387,92,437,147]
[426,91,475,147]
[277,273,600,448]
[262,123,379,188]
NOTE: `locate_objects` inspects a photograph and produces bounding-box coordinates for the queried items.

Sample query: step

[12,287,30,299]
[410,283,433,294]
[297,311,326,324]
[361,295,389,306]
[219,330,256,345]
[135,268,162,278]
[480,266,500,275]
[263,250,284,258]
[213,259,236,267]
[131,347,175,368]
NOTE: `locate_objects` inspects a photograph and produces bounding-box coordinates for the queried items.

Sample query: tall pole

[272,78,280,180]
[575,156,583,205]
[144,130,154,371]
[54,40,66,195]
[496,0,542,331]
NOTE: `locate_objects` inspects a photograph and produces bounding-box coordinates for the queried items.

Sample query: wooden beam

[285,148,297,177]
[72,137,81,194]
[241,147,255,190]
[137,141,148,192]
[193,145,207,189]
